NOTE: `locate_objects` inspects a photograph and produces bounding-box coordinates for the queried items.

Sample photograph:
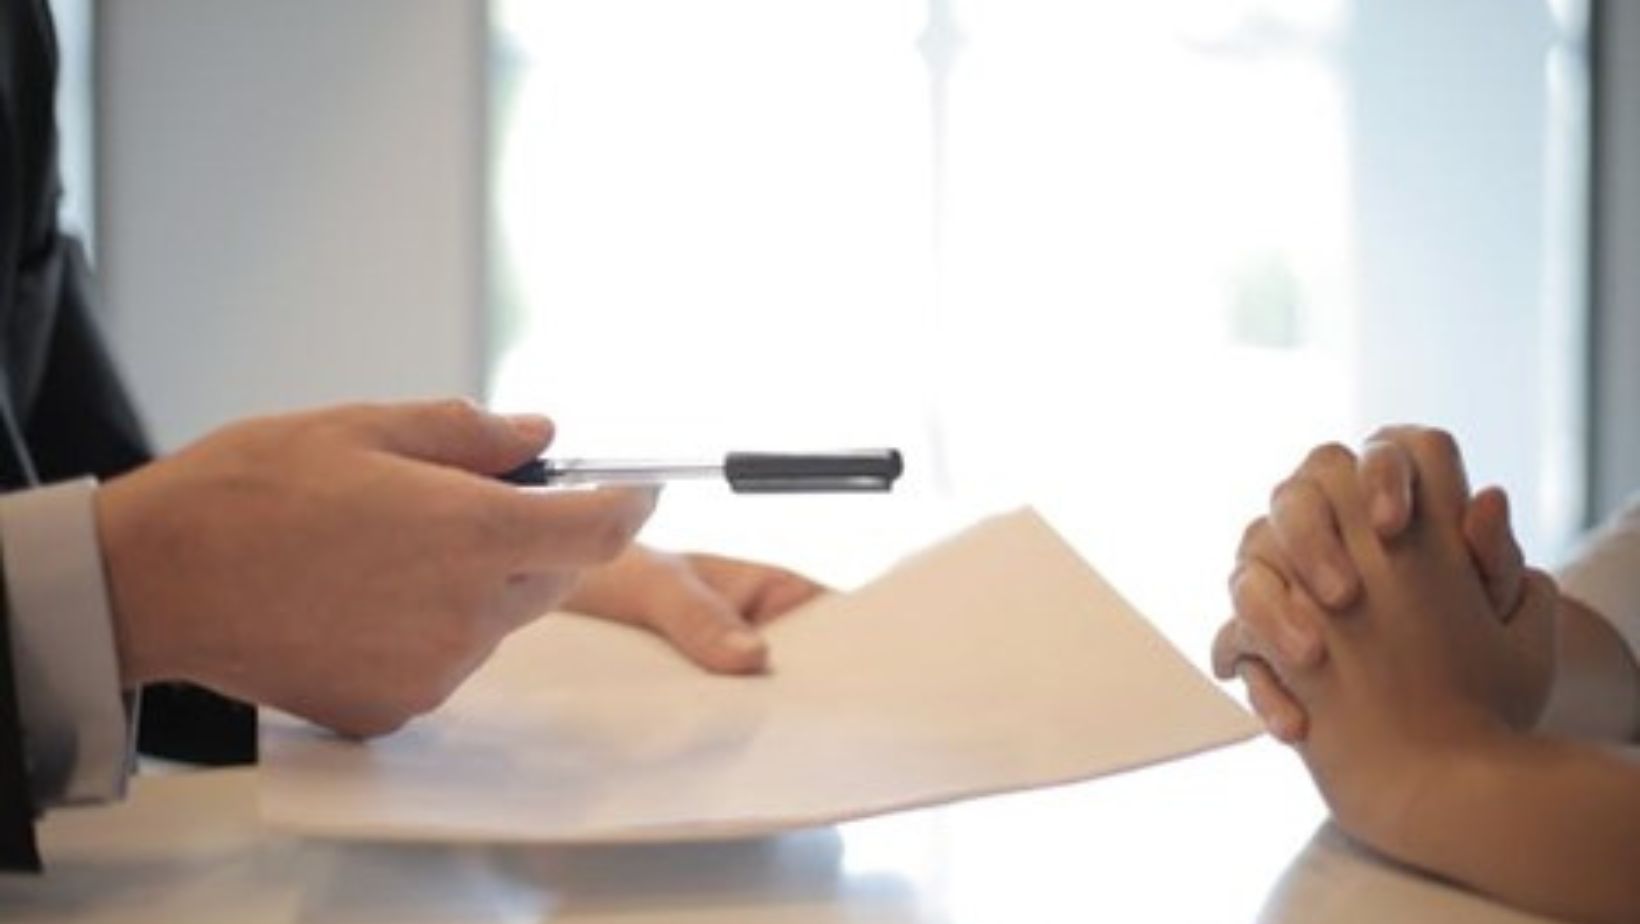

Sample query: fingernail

[725,630,765,657]
[1371,491,1398,531]
[1270,714,1301,743]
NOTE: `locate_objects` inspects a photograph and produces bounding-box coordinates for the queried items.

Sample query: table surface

[0,739,1563,924]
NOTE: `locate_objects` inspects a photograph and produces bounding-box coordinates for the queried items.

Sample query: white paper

[259,508,1259,843]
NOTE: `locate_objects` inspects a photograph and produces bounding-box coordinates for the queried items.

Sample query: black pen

[498,449,904,493]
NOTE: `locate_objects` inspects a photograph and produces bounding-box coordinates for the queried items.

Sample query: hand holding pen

[500,449,904,493]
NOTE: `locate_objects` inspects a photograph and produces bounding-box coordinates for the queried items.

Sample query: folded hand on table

[1212,426,1538,742]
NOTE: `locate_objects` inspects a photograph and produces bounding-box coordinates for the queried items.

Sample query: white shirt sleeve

[0,478,134,806]
[1557,493,1640,672]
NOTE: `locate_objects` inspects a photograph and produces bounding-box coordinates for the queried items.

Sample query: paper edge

[258,721,1260,845]
[258,505,1264,845]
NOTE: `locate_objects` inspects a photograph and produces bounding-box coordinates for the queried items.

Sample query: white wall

[1345,0,1584,553]
[98,0,486,450]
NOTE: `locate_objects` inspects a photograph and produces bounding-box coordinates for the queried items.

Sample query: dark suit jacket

[2,0,253,873]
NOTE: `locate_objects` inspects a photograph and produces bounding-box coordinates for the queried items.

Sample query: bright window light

[488,0,1584,687]
[487,2,1586,915]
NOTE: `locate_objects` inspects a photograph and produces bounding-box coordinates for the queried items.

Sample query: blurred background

[75,0,1637,651]
[490,0,1591,641]
[58,1,1640,916]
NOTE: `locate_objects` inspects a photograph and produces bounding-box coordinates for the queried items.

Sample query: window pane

[491,0,929,454]
[489,0,1587,652]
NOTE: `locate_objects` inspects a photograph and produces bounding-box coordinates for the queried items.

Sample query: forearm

[1382,735,1640,924]
[1537,596,1640,742]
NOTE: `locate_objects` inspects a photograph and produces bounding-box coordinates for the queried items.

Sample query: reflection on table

[0,739,1565,923]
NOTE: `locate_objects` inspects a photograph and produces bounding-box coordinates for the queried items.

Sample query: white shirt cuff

[0,478,133,806]
[1557,494,1640,674]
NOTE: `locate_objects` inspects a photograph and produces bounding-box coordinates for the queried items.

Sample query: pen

[498,449,903,493]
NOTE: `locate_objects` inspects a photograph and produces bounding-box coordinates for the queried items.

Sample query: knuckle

[1237,591,1278,637]
[1266,476,1296,508]
[1226,559,1250,597]
[431,396,484,428]
[1270,489,1336,564]
[1364,424,1396,444]
[1238,516,1272,558]
[1227,564,1265,613]
[317,401,398,447]
[1412,427,1460,463]
[1364,422,1415,446]
[1358,438,1405,477]
[1302,441,1356,474]
[1289,625,1324,666]
[1271,477,1322,523]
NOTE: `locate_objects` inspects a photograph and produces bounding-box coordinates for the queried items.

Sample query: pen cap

[724,450,904,493]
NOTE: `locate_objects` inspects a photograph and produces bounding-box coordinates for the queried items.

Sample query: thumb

[362,399,554,474]
[1500,567,1558,730]
[1463,486,1525,618]
[644,572,770,675]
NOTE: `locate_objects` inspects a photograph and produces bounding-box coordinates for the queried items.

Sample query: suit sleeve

[19,236,147,484]
[21,237,255,767]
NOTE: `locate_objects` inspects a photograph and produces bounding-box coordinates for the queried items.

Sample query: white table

[0,739,1561,923]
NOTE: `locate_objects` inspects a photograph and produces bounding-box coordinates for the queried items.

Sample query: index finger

[1374,426,1471,530]
[1357,433,1417,538]
[1465,486,1526,616]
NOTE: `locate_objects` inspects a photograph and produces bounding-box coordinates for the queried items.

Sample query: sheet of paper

[259,508,1259,843]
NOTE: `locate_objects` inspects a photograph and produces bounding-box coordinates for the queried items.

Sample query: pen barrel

[724,450,903,493]
[497,450,904,492]
[497,459,720,487]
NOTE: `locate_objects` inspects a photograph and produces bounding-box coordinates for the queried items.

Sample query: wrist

[1336,722,1527,864]
[94,473,176,686]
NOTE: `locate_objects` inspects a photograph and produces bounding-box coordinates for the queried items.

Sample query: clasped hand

[1211,427,1557,833]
